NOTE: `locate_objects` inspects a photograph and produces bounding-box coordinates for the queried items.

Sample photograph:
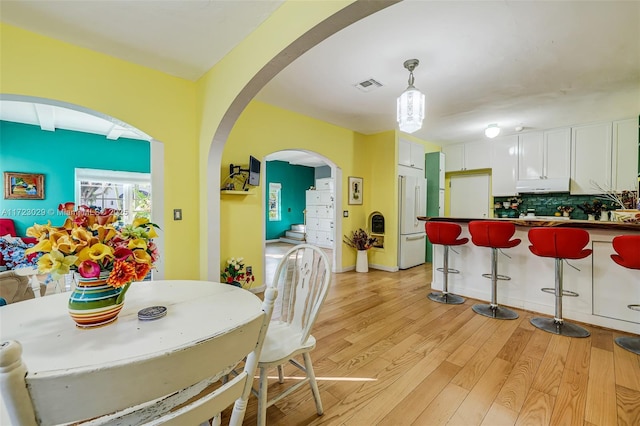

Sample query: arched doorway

[261,150,342,287]
[0,94,166,279]
[205,1,394,280]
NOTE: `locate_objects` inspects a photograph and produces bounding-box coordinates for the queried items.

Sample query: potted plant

[343,229,377,273]
[557,205,574,217]
[577,200,604,220]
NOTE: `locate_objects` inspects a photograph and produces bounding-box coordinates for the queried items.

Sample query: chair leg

[472,248,518,320]
[277,364,284,383]
[257,366,269,426]
[303,352,323,415]
[531,259,590,338]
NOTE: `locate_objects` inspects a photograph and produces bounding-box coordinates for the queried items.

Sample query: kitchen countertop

[417,216,640,232]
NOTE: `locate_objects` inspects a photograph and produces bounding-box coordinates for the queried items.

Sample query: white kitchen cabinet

[305,188,334,248]
[490,135,518,196]
[399,139,425,170]
[612,118,639,191]
[442,140,491,172]
[518,128,571,180]
[442,144,464,172]
[571,122,613,194]
[592,241,639,324]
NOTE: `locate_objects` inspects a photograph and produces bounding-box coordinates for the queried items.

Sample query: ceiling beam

[34,103,55,132]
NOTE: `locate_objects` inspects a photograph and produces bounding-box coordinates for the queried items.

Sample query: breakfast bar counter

[419,216,640,334]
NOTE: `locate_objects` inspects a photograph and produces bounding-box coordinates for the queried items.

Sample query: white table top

[0,280,262,374]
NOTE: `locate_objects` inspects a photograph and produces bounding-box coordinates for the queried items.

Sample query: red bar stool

[610,235,640,354]
[425,222,468,304]
[468,221,520,319]
[528,228,591,338]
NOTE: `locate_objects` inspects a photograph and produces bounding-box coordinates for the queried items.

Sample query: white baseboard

[369,263,399,272]
[339,264,399,273]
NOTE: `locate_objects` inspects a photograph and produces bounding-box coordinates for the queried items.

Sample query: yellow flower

[86,243,114,261]
[26,221,52,239]
[132,249,151,264]
[53,233,82,255]
[25,239,52,255]
[37,250,78,279]
[128,238,147,250]
[132,218,149,228]
[94,225,117,243]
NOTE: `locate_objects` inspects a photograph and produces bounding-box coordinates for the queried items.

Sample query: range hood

[516,178,570,194]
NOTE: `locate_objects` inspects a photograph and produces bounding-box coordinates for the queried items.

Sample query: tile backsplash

[493,193,616,220]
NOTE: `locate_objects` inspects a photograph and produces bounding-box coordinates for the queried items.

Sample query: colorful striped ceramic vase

[68,274,124,328]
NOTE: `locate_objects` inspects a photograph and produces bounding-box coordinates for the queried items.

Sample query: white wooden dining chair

[255,243,331,426]
[0,286,277,426]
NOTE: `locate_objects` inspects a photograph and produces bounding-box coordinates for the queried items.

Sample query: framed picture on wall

[348,176,363,205]
[4,172,45,200]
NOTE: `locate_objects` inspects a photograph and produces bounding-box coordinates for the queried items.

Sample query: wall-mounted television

[248,155,260,186]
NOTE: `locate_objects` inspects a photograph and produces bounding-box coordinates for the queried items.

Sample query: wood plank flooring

[235,264,640,425]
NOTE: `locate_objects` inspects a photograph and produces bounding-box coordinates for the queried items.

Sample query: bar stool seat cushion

[469,221,520,249]
[610,235,640,270]
[426,222,468,246]
[528,228,592,260]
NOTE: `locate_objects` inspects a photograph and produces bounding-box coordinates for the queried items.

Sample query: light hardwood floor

[237,261,639,425]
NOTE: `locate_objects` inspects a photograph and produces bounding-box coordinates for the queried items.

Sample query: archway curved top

[203,1,399,280]
[0,93,166,279]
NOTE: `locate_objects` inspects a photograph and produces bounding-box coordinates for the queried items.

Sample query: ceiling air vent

[354,78,383,92]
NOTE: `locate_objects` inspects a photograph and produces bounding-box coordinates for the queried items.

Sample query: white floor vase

[356,250,369,273]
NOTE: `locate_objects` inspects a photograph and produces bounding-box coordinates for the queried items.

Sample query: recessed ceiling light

[485,124,500,138]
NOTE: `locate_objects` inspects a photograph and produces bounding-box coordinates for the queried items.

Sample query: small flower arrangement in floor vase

[343,229,377,273]
[221,257,255,288]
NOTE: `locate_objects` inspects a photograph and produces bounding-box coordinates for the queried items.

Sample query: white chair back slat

[271,244,330,345]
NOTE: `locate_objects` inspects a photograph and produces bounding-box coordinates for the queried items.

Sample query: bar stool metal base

[615,336,640,355]
[428,292,465,305]
[530,317,590,338]
[472,304,518,320]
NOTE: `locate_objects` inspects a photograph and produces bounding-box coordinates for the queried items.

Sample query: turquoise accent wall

[265,160,314,240]
[0,121,150,235]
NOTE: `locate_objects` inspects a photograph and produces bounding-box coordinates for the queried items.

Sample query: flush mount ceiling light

[485,124,501,138]
[397,59,425,134]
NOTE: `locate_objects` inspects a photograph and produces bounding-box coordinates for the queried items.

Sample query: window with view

[75,169,151,223]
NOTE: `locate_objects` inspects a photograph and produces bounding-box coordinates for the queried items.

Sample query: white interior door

[450,174,490,218]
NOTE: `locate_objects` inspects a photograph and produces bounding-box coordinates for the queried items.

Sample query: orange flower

[134,262,151,281]
[107,260,136,288]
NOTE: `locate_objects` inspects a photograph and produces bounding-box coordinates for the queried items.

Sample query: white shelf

[220,190,254,195]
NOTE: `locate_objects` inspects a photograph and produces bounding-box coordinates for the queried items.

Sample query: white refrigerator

[398,174,427,269]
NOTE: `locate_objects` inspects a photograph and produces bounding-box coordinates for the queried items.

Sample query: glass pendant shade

[397,86,425,134]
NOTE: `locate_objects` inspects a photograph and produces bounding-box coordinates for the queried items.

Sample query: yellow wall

[0,23,200,279]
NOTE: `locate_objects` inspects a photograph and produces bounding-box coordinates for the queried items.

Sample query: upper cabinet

[518,128,571,180]
[442,140,490,172]
[571,122,613,194]
[399,139,425,170]
[491,135,518,196]
[612,118,639,191]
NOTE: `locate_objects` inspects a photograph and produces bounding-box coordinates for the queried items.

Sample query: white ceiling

[1,0,639,166]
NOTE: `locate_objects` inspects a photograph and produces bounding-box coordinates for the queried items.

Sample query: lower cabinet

[592,240,639,324]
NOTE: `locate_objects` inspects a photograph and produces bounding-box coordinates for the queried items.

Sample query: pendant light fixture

[397,59,425,134]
